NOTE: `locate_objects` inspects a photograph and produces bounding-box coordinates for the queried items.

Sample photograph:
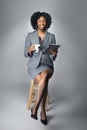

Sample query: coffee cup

[35,44,40,52]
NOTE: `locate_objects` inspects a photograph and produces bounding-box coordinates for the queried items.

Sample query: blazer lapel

[34,31,49,47]
[34,31,40,44]
[44,31,49,47]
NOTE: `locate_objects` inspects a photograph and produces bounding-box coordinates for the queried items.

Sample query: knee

[34,71,50,83]
[41,72,49,80]
[34,75,41,84]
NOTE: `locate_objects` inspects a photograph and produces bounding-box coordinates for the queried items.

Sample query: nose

[40,22,44,25]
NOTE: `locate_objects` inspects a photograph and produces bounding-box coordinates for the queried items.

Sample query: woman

[24,11,58,125]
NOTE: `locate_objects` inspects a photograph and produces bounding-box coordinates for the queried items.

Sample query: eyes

[37,17,46,24]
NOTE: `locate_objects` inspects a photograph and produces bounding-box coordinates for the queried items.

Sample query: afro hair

[30,11,52,30]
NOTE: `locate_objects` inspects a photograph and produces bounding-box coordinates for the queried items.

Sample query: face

[37,16,46,30]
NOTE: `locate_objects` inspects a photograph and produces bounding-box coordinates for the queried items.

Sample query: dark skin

[28,16,58,56]
[28,16,58,121]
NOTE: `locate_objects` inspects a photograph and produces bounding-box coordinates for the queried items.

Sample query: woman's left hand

[50,49,58,56]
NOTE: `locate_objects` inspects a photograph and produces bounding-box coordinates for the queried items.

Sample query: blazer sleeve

[50,34,57,61]
[24,33,32,58]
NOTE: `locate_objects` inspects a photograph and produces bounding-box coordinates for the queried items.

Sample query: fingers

[29,44,35,52]
[27,44,35,54]
[50,49,58,56]
[50,49,58,53]
[31,44,35,50]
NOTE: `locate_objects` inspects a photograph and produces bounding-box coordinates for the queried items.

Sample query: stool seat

[26,80,50,111]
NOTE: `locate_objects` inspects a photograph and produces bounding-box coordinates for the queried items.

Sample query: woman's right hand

[27,44,35,54]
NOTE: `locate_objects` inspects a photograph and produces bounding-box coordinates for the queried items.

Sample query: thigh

[40,69,53,79]
[34,73,41,84]
[34,68,53,83]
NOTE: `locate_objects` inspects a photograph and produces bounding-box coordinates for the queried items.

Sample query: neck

[37,29,46,34]
[37,29,46,41]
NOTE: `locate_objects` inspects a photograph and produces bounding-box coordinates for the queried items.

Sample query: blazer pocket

[27,53,40,68]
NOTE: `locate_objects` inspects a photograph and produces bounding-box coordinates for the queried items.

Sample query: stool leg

[27,80,50,111]
[46,94,50,104]
[26,80,34,110]
[31,83,36,102]
[45,94,50,111]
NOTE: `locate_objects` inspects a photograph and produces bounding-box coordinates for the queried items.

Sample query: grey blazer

[24,31,56,68]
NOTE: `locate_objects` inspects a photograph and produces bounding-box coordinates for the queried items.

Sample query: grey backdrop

[0,0,87,130]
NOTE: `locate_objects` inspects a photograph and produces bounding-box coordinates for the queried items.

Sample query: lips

[40,26,44,28]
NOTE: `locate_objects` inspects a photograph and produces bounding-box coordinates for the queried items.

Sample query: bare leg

[40,70,53,120]
[32,70,52,116]
[40,87,48,120]
[32,72,49,114]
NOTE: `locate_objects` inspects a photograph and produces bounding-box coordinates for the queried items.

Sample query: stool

[26,80,50,111]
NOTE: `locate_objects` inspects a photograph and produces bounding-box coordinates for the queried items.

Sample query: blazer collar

[35,31,49,45]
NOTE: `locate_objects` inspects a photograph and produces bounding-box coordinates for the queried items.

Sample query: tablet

[43,44,60,54]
